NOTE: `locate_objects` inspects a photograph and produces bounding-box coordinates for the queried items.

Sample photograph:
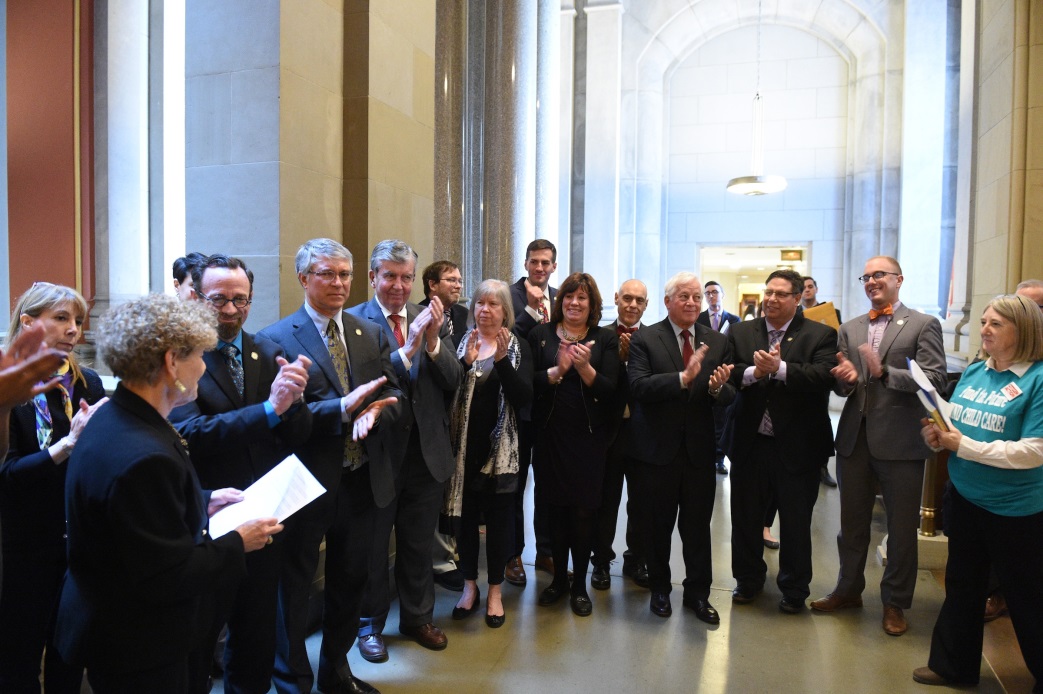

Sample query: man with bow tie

[810,256,946,638]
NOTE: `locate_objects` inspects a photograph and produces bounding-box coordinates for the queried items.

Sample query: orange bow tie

[868,305,894,321]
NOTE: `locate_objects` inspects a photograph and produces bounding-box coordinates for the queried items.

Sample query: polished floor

[214,454,1010,693]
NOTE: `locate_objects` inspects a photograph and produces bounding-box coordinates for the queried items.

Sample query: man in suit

[258,238,402,694]
[727,269,837,614]
[810,256,946,637]
[591,279,650,591]
[627,273,736,622]
[697,280,741,475]
[505,238,558,585]
[170,254,313,694]
[420,260,468,349]
[349,240,464,663]
[798,275,843,487]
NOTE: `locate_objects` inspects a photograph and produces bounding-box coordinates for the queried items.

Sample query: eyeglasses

[763,290,798,298]
[440,277,463,285]
[309,270,354,283]
[704,289,721,296]
[202,294,251,309]
[858,271,899,284]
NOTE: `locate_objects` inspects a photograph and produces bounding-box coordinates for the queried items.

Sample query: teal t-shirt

[947,360,1043,516]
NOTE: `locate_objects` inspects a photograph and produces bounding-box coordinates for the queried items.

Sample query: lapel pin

[786,337,793,342]
[250,352,258,360]
[355,328,362,335]
[896,319,905,326]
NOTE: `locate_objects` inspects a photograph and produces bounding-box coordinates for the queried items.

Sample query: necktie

[390,314,406,348]
[537,299,550,324]
[868,304,894,321]
[712,312,719,332]
[326,320,363,469]
[221,344,244,398]
[758,329,785,437]
[443,309,453,337]
[680,329,694,364]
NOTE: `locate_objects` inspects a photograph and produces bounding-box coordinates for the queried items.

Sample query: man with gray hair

[349,240,464,661]
[259,238,402,694]
[1016,279,1043,309]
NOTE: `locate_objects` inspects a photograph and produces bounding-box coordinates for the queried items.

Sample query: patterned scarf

[33,360,73,450]
[443,329,521,519]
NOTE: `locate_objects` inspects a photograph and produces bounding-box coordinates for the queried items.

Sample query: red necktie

[390,314,405,348]
[868,304,894,321]
[680,329,694,364]
[616,325,637,336]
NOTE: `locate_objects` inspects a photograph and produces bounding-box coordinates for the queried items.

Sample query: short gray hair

[295,238,353,275]
[369,239,418,274]
[664,272,700,299]
[469,279,515,330]
[1016,279,1043,291]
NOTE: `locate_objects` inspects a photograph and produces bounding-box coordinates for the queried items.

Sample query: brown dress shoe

[534,554,555,574]
[809,592,863,612]
[912,667,950,685]
[882,605,908,635]
[504,556,527,586]
[983,592,1008,622]
[356,634,388,663]
[399,623,448,650]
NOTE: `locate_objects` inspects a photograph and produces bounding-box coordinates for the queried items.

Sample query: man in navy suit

[505,238,558,585]
[170,254,313,694]
[697,280,741,475]
[349,240,463,663]
[258,239,402,694]
[726,269,837,614]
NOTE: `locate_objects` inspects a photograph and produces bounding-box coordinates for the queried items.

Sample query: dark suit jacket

[347,298,464,484]
[1,368,104,552]
[257,306,403,508]
[55,385,246,672]
[696,309,740,333]
[419,298,469,348]
[510,277,557,339]
[528,324,619,432]
[726,313,838,473]
[833,305,945,460]
[169,331,313,490]
[628,319,736,465]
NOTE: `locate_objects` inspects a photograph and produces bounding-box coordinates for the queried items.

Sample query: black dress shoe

[650,591,672,618]
[731,584,762,604]
[451,587,480,620]
[684,598,720,625]
[318,676,380,694]
[762,537,780,550]
[779,596,806,614]
[485,611,505,628]
[716,460,728,475]
[591,564,611,590]
[538,582,568,606]
[570,593,593,617]
[820,466,838,487]
[434,568,465,591]
[356,633,388,663]
[623,561,649,588]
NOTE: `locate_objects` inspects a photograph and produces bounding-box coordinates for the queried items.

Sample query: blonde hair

[98,294,217,384]
[978,294,1043,363]
[5,282,90,387]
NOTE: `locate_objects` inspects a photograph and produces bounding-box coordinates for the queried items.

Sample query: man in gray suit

[810,256,946,637]
[349,240,464,662]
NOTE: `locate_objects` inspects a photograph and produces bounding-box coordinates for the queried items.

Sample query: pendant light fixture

[727,0,787,196]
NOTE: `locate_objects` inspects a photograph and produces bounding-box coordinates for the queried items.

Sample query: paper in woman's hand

[908,358,954,431]
[208,455,326,539]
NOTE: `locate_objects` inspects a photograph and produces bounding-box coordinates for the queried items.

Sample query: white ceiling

[700,245,808,282]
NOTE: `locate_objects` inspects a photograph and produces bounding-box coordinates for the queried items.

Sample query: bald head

[615,279,648,328]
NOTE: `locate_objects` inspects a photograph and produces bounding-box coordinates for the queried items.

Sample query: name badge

[1001,382,1023,401]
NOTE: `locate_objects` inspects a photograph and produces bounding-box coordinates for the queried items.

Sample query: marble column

[535,0,560,272]
[897,0,948,317]
[481,0,537,284]
[557,2,576,276]
[580,0,622,291]
[434,0,467,277]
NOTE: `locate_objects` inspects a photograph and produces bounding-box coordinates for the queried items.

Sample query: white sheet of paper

[908,358,954,430]
[208,454,326,539]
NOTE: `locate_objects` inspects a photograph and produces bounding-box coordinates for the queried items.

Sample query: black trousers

[928,485,1043,688]
[87,660,188,694]
[457,488,514,585]
[592,419,640,567]
[513,418,552,558]
[730,435,819,601]
[273,464,374,694]
[629,448,717,599]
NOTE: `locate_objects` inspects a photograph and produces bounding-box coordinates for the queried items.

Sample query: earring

[174,379,187,394]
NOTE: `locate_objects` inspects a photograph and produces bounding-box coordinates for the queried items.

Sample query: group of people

[0,236,1040,693]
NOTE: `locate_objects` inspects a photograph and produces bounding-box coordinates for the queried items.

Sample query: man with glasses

[726,269,837,614]
[259,239,402,694]
[506,239,559,585]
[697,281,740,475]
[811,256,945,638]
[171,254,315,693]
[349,240,463,662]
[420,261,468,348]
